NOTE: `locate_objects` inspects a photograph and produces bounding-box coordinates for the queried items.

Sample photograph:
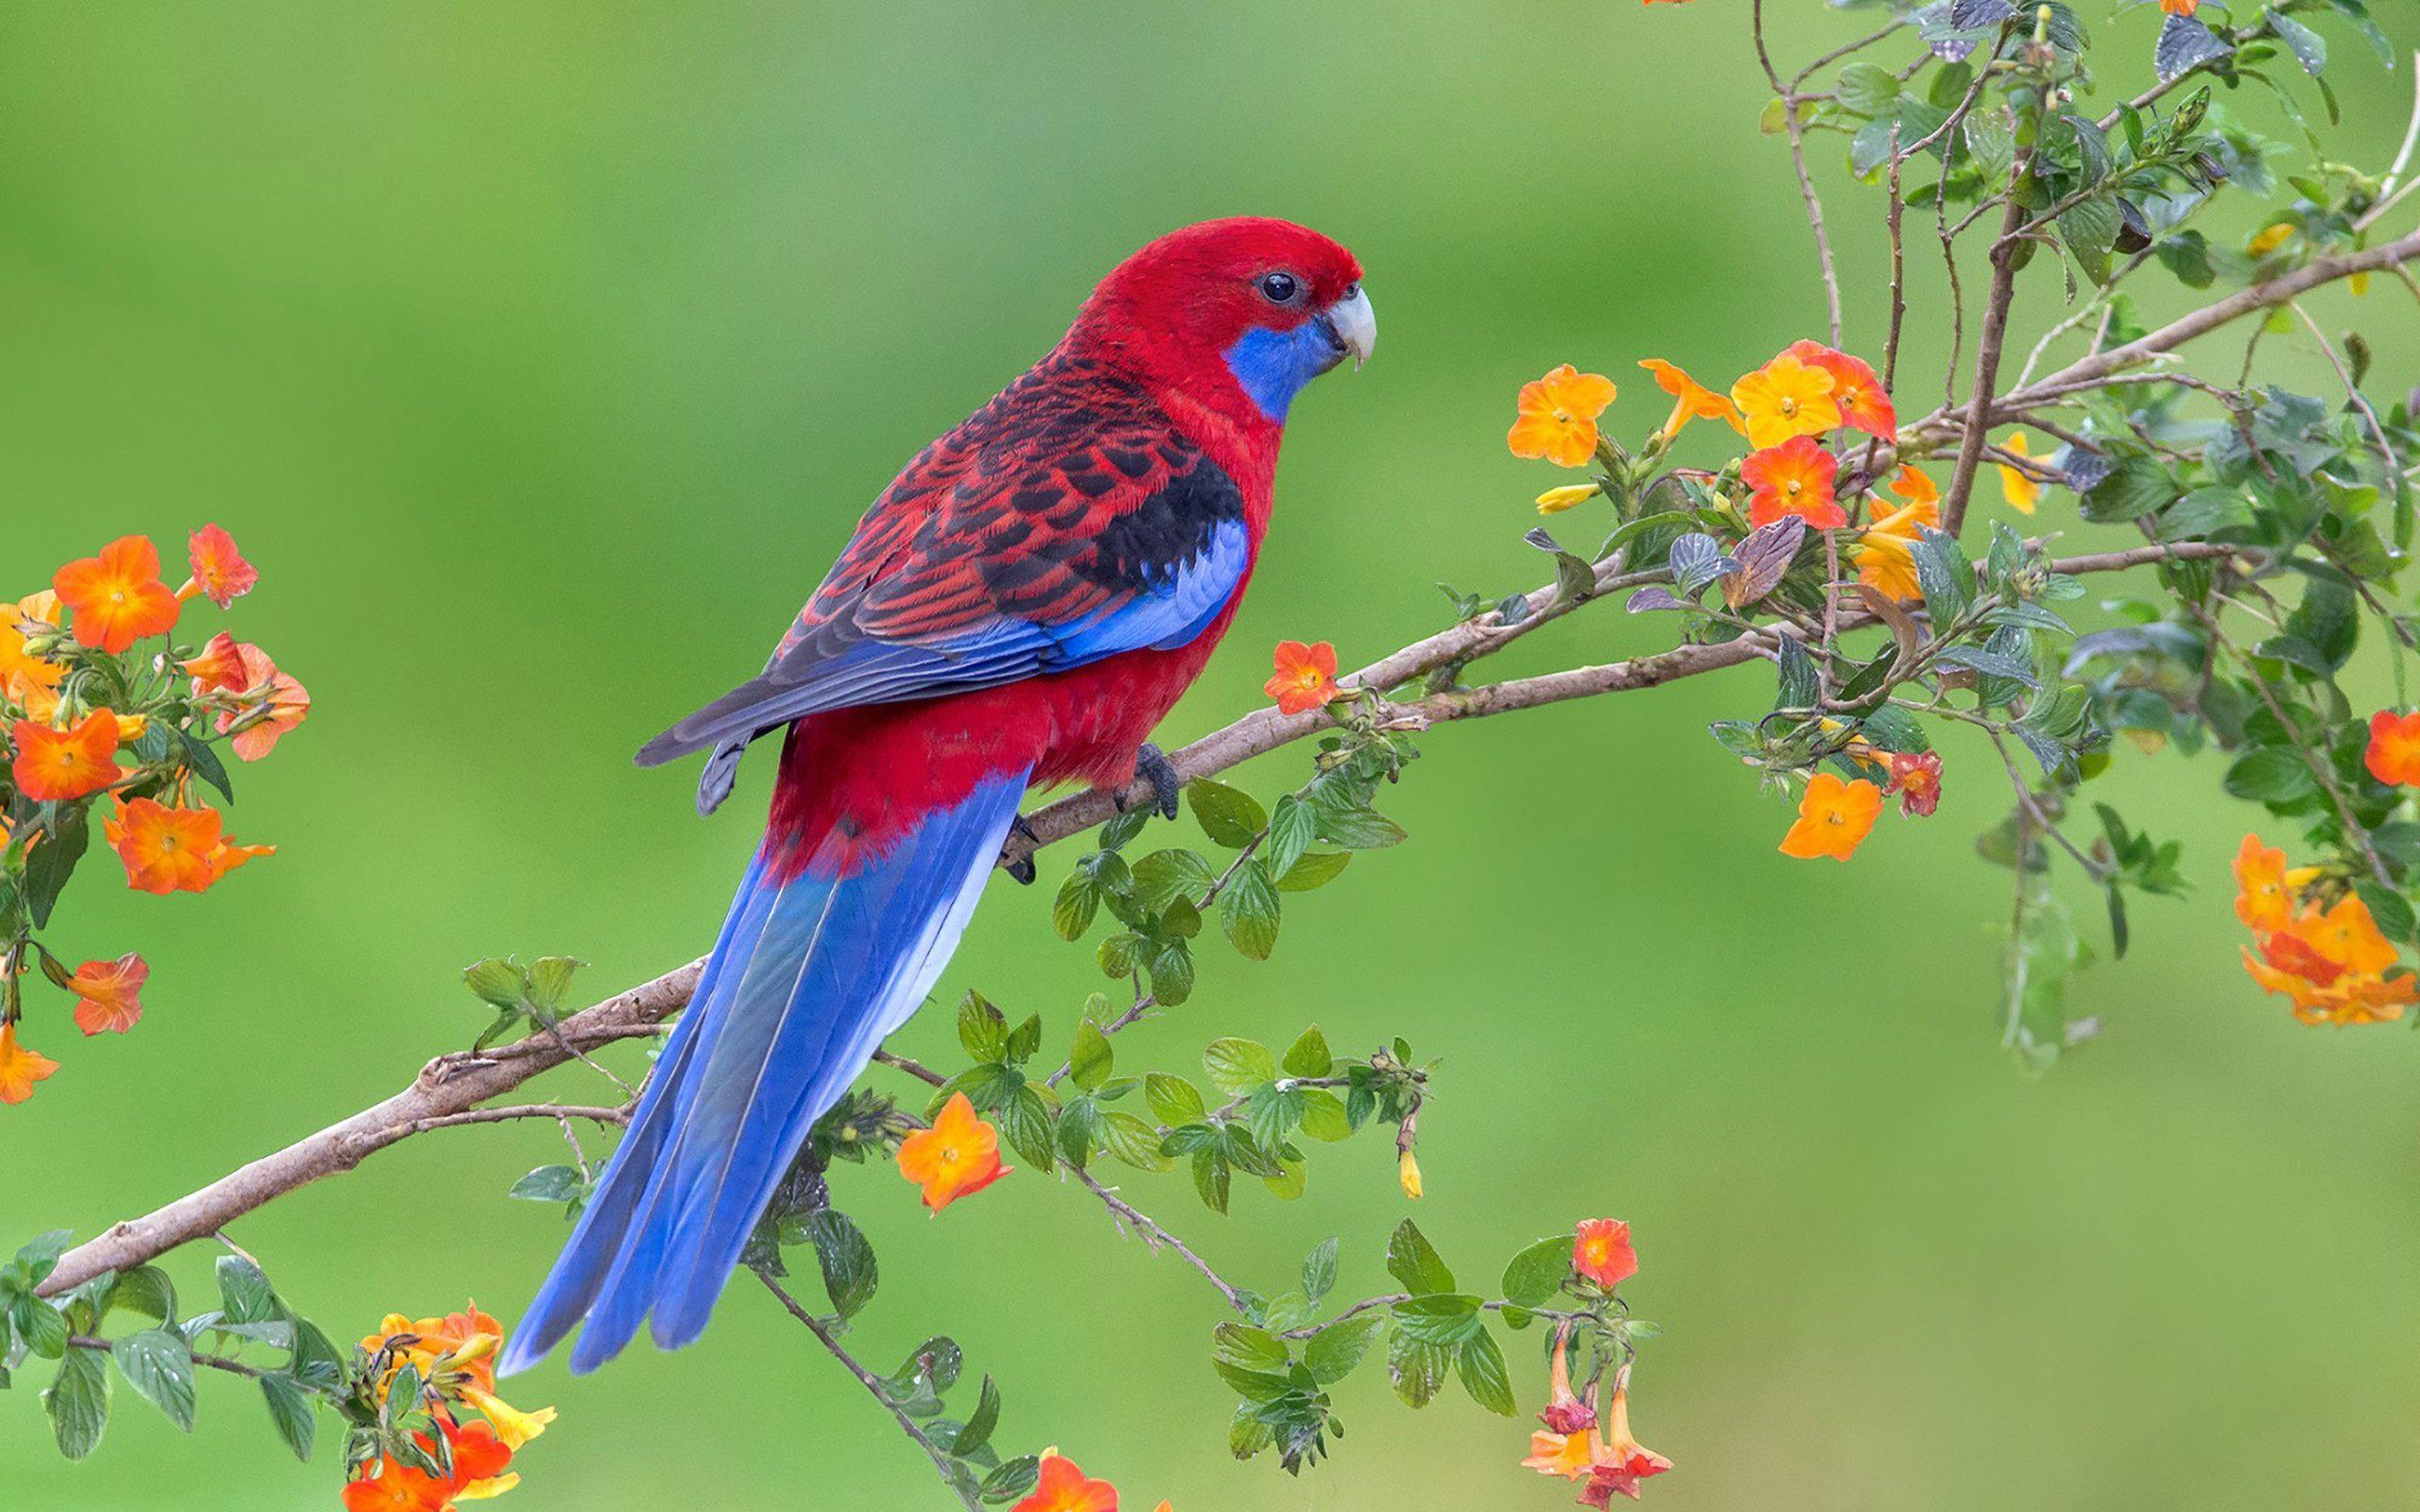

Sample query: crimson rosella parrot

[502,217,1373,1375]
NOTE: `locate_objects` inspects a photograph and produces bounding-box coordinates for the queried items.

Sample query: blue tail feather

[499,771,1029,1376]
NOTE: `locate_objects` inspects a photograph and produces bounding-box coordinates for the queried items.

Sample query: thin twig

[1754,0,1845,345]
[755,1270,975,1510]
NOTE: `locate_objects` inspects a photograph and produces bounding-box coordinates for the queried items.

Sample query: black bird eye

[1255,271,1301,304]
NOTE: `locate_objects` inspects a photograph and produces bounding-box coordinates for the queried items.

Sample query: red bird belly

[764,599,1241,879]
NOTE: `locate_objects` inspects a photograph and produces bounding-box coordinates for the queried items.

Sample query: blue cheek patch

[1223,316,1342,423]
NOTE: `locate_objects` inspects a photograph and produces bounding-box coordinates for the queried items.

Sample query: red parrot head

[1074,216,1373,428]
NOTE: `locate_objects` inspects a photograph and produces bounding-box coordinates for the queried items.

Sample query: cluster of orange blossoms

[896,1091,1012,1210]
[0,527,306,1106]
[1523,1218,1669,1504]
[342,1304,556,1512]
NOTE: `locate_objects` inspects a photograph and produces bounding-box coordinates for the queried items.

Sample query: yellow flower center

[941,1143,961,1164]
[1784,479,1802,496]
[1778,397,1798,417]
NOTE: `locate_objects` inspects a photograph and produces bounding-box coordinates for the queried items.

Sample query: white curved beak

[1325,284,1375,370]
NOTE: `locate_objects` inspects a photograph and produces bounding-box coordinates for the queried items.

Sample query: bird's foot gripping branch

[12,1,2420,1507]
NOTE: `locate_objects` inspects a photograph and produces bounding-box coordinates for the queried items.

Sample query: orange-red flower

[1778,773,1883,861]
[2365,711,2420,786]
[105,797,273,894]
[68,953,147,1036]
[182,630,250,693]
[1739,436,1844,529]
[215,643,310,761]
[1582,1387,1673,1504]
[11,711,123,802]
[2161,0,2197,14]
[53,536,181,654]
[1636,359,1740,441]
[1264,641,1342,715]
[1730,352,1840,448]
[1885,750,1942,817]
[1995,433,2041,515]
[0,1022,60,1105]
[1509,366,1619,468]
[342,1416,516,1512]
[2238,877,2416,1027]
[897,1091,1011,1211]
[1012,1452,1119,1512]
[182,524,258,608]
[1889,466,1940,508]
[1525,1427,1600,1482]
[1573,1218,1638,1290]
[1785,340,1895,440]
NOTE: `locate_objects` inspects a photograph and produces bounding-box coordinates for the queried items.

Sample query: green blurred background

[5,3,2417,1507]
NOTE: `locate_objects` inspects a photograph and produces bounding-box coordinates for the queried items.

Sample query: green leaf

[1302,1237,1340,1303]
[526,955,583,1013]
[1385,1218,1456,1296]
[111,1330,196,1433]
[1100,1111,1174,1172]
[1911,528,1975,627]
[1265,795,1317,880]
[460,957,527,1010]
[1145,1073,1206,1125]
[1273,851,1353,892]
[24,802,89,928]
[258,1373,316,1462]
[216,1255,275,1326]
[45,1347,109,1460]
[1191,1149,1231,1214]
[1499,1235,1577,1308]
[1051,870,1099,941]
[1456,1330,1518,1417]
[1204,1038,1277,1095]
[1775,635,1819,711]
[808,1210,879,1321]
[1311,804,1407,850]
[1186,779,1268,849]
[1305,1311,1386,1384]
[2268,9,2326,74]
[508,1165,585,1204]
[2081,457,2178,523]
[1387,1331,1451,1409]
[1219,859,1282,960]
[1282,1026,1333,1079]
[995,1087,1058,1173]
[980,1455,1042,1504]
[957,992,1009,1062]
[1296,1089,1353,1143]
[1067,1021,1114,1092]
[107,1266,176,1324]
[1836,60,1902,115]
[950,1374,1002,1456]
[2222,747,2318,803]
[13,1295,68,1358]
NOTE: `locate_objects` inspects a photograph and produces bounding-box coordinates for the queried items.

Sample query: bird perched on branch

[503,217,1373,1375]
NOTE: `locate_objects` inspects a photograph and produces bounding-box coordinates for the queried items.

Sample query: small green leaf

[45,1348,110,1460]
[215,1255,275,1326]
[1145,1073,1206,1125]
[1456,1329,1517,1417]
[1302,1237,1340,1303]
[1068,1021,1114,1092]
[1282,1026,1333,1079]
[111,1330,196,1433]
[1273,851,1352,892]
[1204,1038,1278,1096]
[1499,1235,1577,1308]
[953,1375,1002,1456]
[1186,780,1268,849]
[1386,1219,1456,1296]
[1219,860,1282,960]
[259,1373,317,1462]
[1305,1311,1386,1384]
[807,1210,878,1321]
[460,958,527,1010]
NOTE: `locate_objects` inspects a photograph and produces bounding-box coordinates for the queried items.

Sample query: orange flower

[1851,493,1939,602]
[2365,711,2420,786]
[1012,1452,1119,1512]
[1785,340,1894,440]
[2232,834,2314,932]
[1889,466,1940,508]
[361,1303,506,1396]
[1778,773,1883,861]
[182,524,258,608]
[1636,359,1740,441]
[2296,893,2400,977]
[0,592,65,710]
[105,797,274,894]
[53,536,181,654]
[68,953,147,1036]
[1885,750,1943,816]
[182,631,250,693]
[216,643,310,761]
[1264,640,1342,715]
[1573,1218,1638,1290]
[2160,0,2198,16]
[1730,352,1840,448]
[11,711,123,802]
[342,1416,516,1512]
[897,1091,1011,1210]
[1509,365,1619,468]
[0,1022,60,1105]
[1739,436,1844,529]
[1582,1386,1674,1504]
[1995,433,2041,515]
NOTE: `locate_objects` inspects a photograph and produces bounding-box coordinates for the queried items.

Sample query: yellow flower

[1398,1148,1424,1198]
[1535,484,1600,515]
[1730,352,1841,448]
[2247,222,2295,256]
[1851,495,1941,602]
[460,1385,559,1452]
[1996,432,2041,515]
